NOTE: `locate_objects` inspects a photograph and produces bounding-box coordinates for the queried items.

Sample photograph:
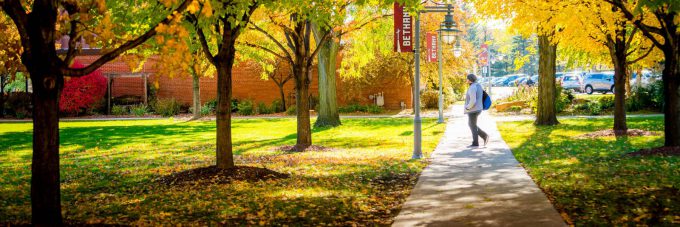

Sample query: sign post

[480,44,492,96]
[436,31,444,123]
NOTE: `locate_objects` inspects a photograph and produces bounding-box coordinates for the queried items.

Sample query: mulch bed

[626,146,680,157]
[275,145,335,152]
[157,166,289,186]
[576,129,659,139]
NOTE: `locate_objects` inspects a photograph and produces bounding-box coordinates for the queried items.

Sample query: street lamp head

[442,32,456,45]
[440,8,460,46]
[444,13,455,28]
[453,41,462,57]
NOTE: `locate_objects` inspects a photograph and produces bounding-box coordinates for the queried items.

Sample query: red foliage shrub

[59,61,107,114]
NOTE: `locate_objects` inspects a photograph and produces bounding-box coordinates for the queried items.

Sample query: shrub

[627,81,663,112]
[522,84,572,113]
[237,99,255,115]
[447,75,468,99]
[338,104,385,114]
[271,99,284,113]
[420,90,439,109]
[231,99,239,113]
[508,106,522,112]
[111,105,128,115]
[573,102,602,115]
[285,105,297,115]
[198,99,217,115]
[444,87,460,106]
[257,102,273,114]
[200,105,213,115]
[554,84,571,113]
[574,103,589,111]
[339,104,366,113]
[5,92,32,118]
[366,104,384,114]
[86,99,106,115]
[505,86,538,103]
[154,98,181,117]
[130,104,148,117]
[597,96,615,110]
[59,61,107,114]
[588,102,602,115]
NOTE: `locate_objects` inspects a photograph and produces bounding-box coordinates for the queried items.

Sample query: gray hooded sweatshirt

[464,82,483,114]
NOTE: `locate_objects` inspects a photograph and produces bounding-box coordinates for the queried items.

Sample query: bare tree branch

[187,14,217,65]
[624,27,638,51]
[339,14,392,36]
[238,41,292,63]
[64,19,82,65]
[249,21,294,61]
[268,14,300,41]
[627,46,654,65]
[306,29,333,68]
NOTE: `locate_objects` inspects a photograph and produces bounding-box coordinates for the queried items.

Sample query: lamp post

[436,9,461,124]
[412,3,461,159]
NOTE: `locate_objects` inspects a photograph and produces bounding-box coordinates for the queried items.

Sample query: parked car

[499,74,526,86]
[529,75,538,85]
[582,72,615,94]
[492,77,507,86]
[560,73,584,92]
[630,70,654,86]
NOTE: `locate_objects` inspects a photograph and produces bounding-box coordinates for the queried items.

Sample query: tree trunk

[192,73,201,119]
[535,35,559,126]
[29,68,64,225]
[22,1,64,223]
[662,38,679,146]
[294,65,312,150]
[635,68,643,88]
[278,84,287,111]
[314,35,341,127]
[215,57,234,169]
[1,75,5,118]
[625,68,632,97]
[608,35,628,136]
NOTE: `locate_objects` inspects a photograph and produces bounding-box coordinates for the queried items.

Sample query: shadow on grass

[501,117,677,226]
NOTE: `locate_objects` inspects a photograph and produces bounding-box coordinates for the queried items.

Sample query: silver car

[583,72,615,94]
[560,73,583,92]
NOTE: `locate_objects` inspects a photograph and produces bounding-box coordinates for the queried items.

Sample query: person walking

[464,74,488,147]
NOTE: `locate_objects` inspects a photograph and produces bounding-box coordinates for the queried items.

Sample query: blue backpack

[482,90,492,110]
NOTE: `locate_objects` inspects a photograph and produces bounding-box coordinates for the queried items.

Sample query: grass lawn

[498,117,679,225]
[0,118,445,225]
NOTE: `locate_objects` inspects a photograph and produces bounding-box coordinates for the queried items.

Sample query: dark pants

[467,111,488,145]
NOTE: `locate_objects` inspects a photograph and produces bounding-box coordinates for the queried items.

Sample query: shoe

[483,136,489,146]
[467,144,479,148]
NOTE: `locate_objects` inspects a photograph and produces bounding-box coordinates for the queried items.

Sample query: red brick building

[73,51,412,110]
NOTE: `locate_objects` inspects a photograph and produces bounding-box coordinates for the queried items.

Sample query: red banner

[394,3,412,53]
[479,44,489,65]
[426,32,438,62]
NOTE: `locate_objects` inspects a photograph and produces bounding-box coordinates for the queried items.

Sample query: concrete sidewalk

[392,110,566,227]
